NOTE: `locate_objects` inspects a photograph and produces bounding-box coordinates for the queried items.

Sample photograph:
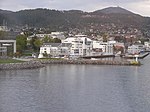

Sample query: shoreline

[0,61,45,70]
[0,59,140,70]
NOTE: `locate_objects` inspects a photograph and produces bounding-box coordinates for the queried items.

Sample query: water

[0,56,150,112]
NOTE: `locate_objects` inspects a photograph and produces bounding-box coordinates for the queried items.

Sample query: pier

[80,54,115,59]
[123,52,149,59]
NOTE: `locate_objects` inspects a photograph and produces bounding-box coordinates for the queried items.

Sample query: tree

[16,35,27,53]
[53,38,61,43]
[30,36,37,51]
[42,35,51,43]
[102,33,108,42]
[34,39,42,51]
[30,36,42,52]
[42,36,61,43]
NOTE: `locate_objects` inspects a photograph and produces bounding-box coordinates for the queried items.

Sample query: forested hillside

[0,7,150,31]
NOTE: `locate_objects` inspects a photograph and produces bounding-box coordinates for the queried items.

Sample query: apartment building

[62,35,93,56]
[92,41,114,55]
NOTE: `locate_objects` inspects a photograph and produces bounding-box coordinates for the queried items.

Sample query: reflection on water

[0,56,150,112]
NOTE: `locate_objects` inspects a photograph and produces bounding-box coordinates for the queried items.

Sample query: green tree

[30,36,37,51]
[16,35,27,53]
[34,39,42,51]
[53,38,61,43]
[42,35,51,43]
[42,36,61,43]
[30,36,43,52]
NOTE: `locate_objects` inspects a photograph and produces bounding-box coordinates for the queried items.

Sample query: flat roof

[0,40,16,43]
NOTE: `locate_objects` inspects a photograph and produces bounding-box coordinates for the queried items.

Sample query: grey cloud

[0,0,149,16]
[0,0,148,10]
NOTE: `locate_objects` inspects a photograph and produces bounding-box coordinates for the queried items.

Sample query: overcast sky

[0,0,150,16]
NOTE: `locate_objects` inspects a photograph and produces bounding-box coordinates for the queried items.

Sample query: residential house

[39,43,60,57]
[28,32,66,41]
[39,43,72,58]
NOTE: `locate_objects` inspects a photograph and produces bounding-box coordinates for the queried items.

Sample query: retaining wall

[0,59,140,70]
[0,61,45,70]
[40,59,134,66]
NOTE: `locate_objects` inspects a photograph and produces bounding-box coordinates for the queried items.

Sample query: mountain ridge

[93,7,134,15]
[0,6,148,16]
[0,7,150,31]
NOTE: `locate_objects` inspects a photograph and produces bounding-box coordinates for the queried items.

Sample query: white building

[51,32,66,40]
[92,41,114,55]
[39,43,60,57]
[62,35,93,56]
[105,44,114,55]
[39,35,115,58]
[0,47,7,56]
[93,41,106,52]
[0,40,16,53]
[58,43,72,56]
[39,43,72,58]
[0,26,9,31]
[144,42,150,50]
[28,32,66,41]
[127,44,145,54]
[36,34,51,38]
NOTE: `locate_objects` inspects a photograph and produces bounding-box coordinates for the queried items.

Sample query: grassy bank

[0,59,24,64]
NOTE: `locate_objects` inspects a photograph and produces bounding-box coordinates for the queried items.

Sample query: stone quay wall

[0,61,45,70]
[40,59,135,66]
[0,59,140,70]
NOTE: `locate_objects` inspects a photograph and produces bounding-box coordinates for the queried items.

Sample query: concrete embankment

[0,61,45,70]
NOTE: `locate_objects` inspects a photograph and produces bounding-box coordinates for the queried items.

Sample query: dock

[123,52,149,59]
[80,54,115,59]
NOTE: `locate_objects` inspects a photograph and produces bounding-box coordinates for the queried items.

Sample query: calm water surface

[0,56,150,112]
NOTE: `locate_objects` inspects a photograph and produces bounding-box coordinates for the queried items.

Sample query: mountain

[0,7,150,31]
[0,9,16,25]
[89,7,146,28]
[93,7,133,14]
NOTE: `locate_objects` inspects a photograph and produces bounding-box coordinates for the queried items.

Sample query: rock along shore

[0,59,140,70]
[0,61,45,70]
[39,59,140,66]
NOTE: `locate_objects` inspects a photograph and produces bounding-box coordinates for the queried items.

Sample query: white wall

[93,41,114,55]
[127,45,145,54]
[62,37,93,56]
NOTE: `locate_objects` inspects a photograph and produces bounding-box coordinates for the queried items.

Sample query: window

[74,49,79,54]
